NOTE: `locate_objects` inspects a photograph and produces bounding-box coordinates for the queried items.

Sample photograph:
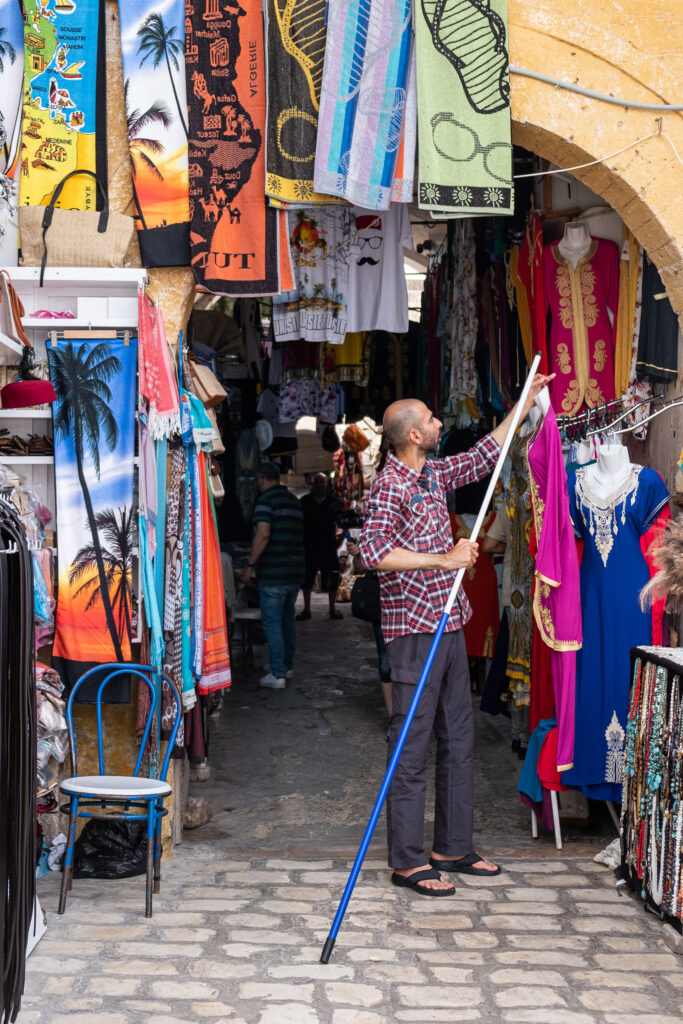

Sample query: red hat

[1,379,56,409]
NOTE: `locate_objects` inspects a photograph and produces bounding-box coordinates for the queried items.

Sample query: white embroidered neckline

[575,465,641,567]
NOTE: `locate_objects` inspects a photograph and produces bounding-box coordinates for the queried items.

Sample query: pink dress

[527,406,582,771]
[543,238,619,416]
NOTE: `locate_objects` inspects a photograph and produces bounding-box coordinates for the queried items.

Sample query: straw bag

[19,169,135,286]
[188,356,228,408]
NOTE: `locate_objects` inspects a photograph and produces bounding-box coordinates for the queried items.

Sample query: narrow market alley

[23,596,683,1024]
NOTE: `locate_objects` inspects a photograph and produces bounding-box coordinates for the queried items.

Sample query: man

[359,379,551,895]
[297,472,344,621]
[241,462,305,689]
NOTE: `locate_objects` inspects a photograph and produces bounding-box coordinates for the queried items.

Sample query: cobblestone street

[24,602,683,1022]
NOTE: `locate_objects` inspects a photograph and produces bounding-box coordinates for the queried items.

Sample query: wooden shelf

[0,455,53,465]
[9,267,148,286]
[0,409,52,420]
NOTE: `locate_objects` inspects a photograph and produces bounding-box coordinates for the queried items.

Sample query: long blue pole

[319,353,543,964]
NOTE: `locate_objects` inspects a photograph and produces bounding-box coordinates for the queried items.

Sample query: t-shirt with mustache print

[346,203,414,334]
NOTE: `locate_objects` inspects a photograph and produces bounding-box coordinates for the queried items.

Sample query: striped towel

[314,0,413,210]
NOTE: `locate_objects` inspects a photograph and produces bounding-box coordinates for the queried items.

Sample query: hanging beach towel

[314,0,413,210]
[48,336,137,699]
[416,0,513,216]
[185,0,279,294]
[390,42,417,204]
[117,1,191,267]
[265,0,337,205]
[20,0,107,213]
[0,0,23,266]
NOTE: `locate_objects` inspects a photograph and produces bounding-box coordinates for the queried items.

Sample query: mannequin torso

[557,222,592,270]
[584,441,632,499]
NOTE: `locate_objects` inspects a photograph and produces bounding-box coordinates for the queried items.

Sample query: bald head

[383,400,426,448]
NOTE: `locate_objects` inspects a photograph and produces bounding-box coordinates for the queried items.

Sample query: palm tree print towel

[416,0,513,215]
[48,338,137,699]
[118,2,191,267]
[0,1,23,266]
[20,0,106,212]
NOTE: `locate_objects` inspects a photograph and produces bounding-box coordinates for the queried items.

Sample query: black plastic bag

[351,572,381,623]
[73,819,147,879]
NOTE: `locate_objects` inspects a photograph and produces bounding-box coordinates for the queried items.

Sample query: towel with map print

[314,0,413,211]
[416,0,512,216]
[118,1,191,267]
[185,0,278,295]
[20,0,107,213]
[0,0,23,265]
[266,0,337,204]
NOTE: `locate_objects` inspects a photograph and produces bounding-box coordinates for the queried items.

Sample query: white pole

[443,351,543,615]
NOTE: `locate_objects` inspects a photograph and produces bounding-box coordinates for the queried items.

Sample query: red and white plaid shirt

[359,439,500,642]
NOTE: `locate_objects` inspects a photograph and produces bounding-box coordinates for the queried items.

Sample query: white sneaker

[259,672,286,689]
[264,664,294,679]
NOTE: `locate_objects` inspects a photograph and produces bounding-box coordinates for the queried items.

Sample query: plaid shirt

[360,439,500,642]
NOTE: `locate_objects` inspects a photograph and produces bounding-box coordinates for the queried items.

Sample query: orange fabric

[198,453,231,693]
[278,210,295,292]
[517,211,548,373]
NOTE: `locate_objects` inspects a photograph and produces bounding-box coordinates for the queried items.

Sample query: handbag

[188,356,228,408]
[19,169,135,286]
[351,571,381,623]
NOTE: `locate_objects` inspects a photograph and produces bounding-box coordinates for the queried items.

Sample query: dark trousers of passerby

[385,629,473,869]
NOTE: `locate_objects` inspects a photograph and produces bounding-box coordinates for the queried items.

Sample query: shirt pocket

[406,492,436,552]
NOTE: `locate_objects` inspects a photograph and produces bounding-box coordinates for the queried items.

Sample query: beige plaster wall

[509,0,683,324]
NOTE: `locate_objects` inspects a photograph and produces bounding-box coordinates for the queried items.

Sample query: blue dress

[564,465,669,801]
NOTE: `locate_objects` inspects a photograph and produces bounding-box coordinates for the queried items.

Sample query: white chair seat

[60,775,172,798]
[232,608,261,620]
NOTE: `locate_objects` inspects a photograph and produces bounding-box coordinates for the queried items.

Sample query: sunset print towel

[48,338,137,698]
[118,0,191,267]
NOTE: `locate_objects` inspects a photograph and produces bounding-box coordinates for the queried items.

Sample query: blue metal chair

[58,663,182,918]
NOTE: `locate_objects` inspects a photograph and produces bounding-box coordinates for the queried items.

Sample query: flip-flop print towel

[416,0,513,216]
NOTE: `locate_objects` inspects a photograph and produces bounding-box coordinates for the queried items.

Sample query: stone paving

[23,846,683,1023]
[22,600,683,1021]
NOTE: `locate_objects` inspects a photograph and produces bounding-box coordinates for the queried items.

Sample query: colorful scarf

[20,0,107,211]
[197,452,231,693]
[314,0,413,210]
[48,337,136,692]
[185,0,279,294]
[117,0,191,267]
[265,0,334,205]
[416,0,513,215]
[390,42,416,204]
[0,0,23,266]
[138,291,180,439]
[163,442,196,710]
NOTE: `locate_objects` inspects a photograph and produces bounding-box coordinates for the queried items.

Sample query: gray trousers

[386,630,473,869]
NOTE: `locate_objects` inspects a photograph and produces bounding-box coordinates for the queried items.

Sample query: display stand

[620,645,683,933]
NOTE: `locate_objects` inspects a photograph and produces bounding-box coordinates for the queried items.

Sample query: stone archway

[509,0,683,324]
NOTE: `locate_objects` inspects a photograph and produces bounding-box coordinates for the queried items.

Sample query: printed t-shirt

[346,205,414,333]
[252,485,305,585]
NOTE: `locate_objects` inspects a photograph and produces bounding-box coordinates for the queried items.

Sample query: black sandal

[430,852,501,876]
[391,867,455,897]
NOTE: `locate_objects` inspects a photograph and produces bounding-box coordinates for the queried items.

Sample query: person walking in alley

[297,472,344,621]
[241,462,305,689]
[359,378,551,896]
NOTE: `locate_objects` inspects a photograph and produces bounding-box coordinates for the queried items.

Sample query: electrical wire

[510,65,683,111]
[514,129,683,179]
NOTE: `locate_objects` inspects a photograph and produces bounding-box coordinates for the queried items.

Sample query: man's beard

[419,430,440,455]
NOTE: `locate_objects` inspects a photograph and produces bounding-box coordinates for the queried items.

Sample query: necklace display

[622,648,683,923]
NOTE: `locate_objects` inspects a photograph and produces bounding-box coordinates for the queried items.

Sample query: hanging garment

[390,42,417,203]
[0,0,23,266]
[451,511,499,659]
[313,0,413,210]
[163,442,196,711]
[48,337,137,695]
[505,435,534,707]
[117,1,190,267]
[185,1,279,294]
[448,220,478,410]
[346,206,413,334]
[265,0,334,204]
[327,333,368,385]
[272,206,352,343]
[197,453,231,693]
[20,0,106,211]
[509,245,532,367]
[543,237,619,416]
[517,211,547,372]
[614,228,641,397]
[618,242,652,439]
[416,0,512,215]
[138,292,181,439]
[564,464,669,801]
[636,257,679,382]
[526,406,582,772]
